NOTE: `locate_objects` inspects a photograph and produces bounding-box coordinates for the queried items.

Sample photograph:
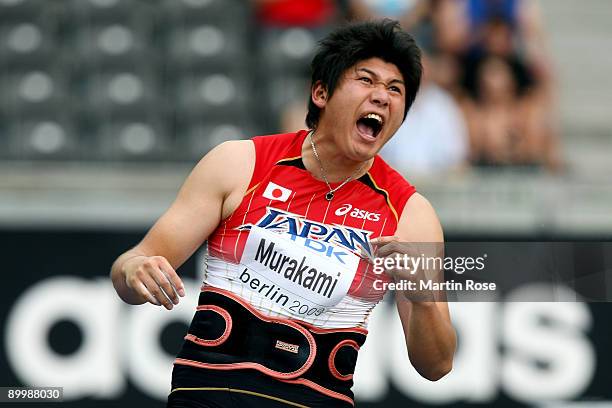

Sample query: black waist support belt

[175,286,368,406]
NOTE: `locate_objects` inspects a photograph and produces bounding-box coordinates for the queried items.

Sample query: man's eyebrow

[356,67,405,85]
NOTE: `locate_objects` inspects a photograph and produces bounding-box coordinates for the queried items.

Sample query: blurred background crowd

[0,0,562,171]
[2,0,610,235]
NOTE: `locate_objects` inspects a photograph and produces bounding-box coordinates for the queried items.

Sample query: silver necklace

[308,131,365,201]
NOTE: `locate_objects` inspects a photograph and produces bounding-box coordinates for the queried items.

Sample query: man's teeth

[364,113,383,125]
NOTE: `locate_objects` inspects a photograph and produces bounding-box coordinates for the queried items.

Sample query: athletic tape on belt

[174,286,368,404]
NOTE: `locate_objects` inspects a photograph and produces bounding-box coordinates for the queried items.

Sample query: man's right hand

[110,140,254,308]
[122,255,186,310]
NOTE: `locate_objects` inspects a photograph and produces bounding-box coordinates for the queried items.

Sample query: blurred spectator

[462,56,544,166]
[462,0,560,170]
[345,0,468,57]
[347,0,469,53]
[428,52,464,99]
[385,0,556,84]
[464,0,555,85]
[461,12,560,169]
[253,0,340,28]
[462,16,535,91]
[346,0,430,30]
[462,0,555,106]
[380,53,469,176]
[430,0,471,55]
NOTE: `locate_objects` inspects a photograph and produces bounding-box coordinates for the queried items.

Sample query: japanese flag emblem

[263,182,292,202]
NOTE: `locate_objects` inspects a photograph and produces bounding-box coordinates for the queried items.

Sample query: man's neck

[301,129,373,183]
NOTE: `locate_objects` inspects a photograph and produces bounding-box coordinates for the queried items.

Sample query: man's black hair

[306,19,422,129]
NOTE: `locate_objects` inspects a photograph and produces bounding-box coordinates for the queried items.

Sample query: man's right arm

[110,140,255,309]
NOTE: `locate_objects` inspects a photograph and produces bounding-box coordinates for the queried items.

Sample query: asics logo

[334,204,381,222]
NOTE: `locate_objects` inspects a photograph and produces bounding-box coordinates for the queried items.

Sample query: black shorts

[167,364,354,408]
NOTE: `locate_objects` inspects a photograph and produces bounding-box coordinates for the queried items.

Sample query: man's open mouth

[356,113,384,138]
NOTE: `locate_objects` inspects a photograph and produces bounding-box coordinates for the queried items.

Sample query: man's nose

[370,86,390,107]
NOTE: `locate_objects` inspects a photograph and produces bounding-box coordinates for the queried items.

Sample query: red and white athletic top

[204,130,416,329]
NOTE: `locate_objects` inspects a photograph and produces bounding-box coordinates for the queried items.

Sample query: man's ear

[311,81,328,109]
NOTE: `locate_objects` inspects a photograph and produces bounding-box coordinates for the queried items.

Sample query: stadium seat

[0,19,57,68]
[91,116,169,161]
[0,0,259,162]
[173,71,250,120]
[73,23,155,66]
[176,121,253,161]
[258,28,318,73]
[267,75,309,117]
[7,113,80,160]
[78,68,160,114]
[164,22,248,71]
[0,68,69,117]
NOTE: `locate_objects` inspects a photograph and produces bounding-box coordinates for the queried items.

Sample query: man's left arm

[378,192,456,381]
